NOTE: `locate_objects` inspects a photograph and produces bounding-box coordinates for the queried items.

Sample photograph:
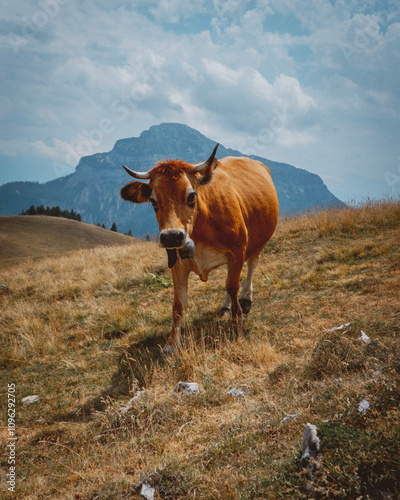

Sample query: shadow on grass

[184,307,253,348]
[54,311,247,422]
[54,333,167,422]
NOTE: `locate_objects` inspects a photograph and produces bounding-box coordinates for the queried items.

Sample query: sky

[1,0,400,203]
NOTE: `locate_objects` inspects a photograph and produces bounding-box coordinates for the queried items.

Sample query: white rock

[174,382,200,395]
[227,388,245,397]
[301,423,322,467]
[120,391,145,415]
[328,322,351,332]
[301,423,323,493]
[358,331,371,344]
[22,395,40,405]
[280,414,299,424]
[358,399,370,414]
[140,483,155,500]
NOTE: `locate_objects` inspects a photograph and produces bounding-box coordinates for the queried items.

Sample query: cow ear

[120,181,152,203]
[198,159,218,186]
[194,144,219,186]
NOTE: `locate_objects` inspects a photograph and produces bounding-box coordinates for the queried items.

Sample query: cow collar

[166,238,196,268]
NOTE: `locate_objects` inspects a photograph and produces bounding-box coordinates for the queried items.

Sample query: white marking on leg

[239,255,260,303]
[221,292,231,310]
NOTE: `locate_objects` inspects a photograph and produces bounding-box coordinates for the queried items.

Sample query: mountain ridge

[0,123,344,236]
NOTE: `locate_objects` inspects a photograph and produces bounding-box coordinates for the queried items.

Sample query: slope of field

[0,200,399,499]
[0,216,136,264]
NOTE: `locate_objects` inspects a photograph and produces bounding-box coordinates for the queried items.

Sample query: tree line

[95,221,121,233]
[21,205,82,221]
[20,205,137,236]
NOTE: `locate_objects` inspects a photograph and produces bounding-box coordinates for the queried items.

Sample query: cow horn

[193,143,219,172]
[122,165,151,180]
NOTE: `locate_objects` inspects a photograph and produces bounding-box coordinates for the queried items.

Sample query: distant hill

[0,123,344,236]
[0,216,135,264]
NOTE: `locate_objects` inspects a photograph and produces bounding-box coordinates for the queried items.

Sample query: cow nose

[159,229,185,248]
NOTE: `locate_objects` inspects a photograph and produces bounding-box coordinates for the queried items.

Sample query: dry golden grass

[1,199,399,499]
[0,215,136,265]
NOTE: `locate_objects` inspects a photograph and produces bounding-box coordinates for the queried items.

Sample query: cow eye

[150,198,159,212]
[187,192,197,207]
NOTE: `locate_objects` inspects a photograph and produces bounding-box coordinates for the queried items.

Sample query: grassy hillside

[0,216,136,265]
[0,200,399,499]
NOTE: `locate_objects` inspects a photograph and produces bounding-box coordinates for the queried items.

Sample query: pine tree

[110,222,117,232]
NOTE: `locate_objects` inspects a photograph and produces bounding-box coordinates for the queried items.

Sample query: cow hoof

[162,344,177,356]
[239,298,252,315]
[219,306,231,317]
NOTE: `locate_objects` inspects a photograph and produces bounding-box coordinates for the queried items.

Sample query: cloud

[0,0,399,200]
[32,138,78,164]
[277,129,318,147]
[149,0,205,23]
[188,61,317,150]
[0,139,32,158]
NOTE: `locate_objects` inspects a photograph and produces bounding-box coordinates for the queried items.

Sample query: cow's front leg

[163,263,189,355]
[226,257,245,333]
[219,292,231,317]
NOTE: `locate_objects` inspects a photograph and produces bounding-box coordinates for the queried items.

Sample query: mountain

[0,123,344,236]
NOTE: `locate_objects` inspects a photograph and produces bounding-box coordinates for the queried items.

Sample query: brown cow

[120,144,279,354]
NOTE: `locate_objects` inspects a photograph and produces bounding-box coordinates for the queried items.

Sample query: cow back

[194,156,279,259]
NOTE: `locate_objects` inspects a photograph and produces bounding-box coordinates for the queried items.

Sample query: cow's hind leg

[220,254,260,316]
[239,254,260,315]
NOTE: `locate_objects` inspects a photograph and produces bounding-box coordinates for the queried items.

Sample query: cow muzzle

[159,229,186,249]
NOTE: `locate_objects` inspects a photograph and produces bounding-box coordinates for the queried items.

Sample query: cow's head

[120,144,219,267]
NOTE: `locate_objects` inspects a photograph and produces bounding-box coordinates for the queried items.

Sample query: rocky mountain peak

[0,123,344,236]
